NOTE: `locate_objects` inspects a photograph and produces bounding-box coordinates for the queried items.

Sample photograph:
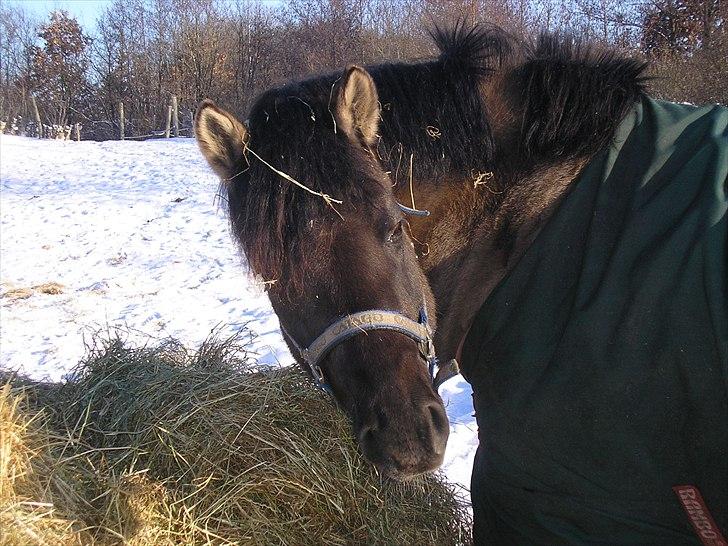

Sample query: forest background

[1,0,725,140]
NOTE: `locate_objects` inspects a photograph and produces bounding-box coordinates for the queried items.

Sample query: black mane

[371,23,511,185]
[517,33,648,162]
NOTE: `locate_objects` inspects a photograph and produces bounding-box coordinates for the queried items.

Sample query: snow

[0,134,476,493]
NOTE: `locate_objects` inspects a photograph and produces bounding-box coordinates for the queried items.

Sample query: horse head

[195,66,448,479]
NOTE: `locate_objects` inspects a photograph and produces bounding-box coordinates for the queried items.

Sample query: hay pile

[1,332,471,545]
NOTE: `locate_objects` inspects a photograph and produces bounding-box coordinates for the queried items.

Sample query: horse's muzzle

[357,396,449,479]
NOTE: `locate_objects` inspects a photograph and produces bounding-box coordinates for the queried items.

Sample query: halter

[281,301,458,394]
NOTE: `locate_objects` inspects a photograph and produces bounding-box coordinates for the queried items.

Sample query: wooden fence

[0,94,191,142]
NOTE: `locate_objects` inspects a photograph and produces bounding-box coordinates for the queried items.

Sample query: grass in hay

[0,329,471,545]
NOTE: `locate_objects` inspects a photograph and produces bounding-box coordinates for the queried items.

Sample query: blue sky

[6,0,112,29]
[6,0,283,32]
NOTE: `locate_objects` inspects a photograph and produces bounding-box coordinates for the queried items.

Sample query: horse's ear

[336,65,380,147]
[195,100,248,180]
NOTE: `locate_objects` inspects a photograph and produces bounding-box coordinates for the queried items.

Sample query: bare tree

[0,5,38,123]
[6,0,723,139]
[643,0,728,104]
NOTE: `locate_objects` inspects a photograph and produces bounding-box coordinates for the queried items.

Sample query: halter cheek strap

[280,302,459,394]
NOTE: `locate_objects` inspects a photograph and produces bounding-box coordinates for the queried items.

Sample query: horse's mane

[224,23,647,294]
[518,34,648,162]
[372,23,511,185]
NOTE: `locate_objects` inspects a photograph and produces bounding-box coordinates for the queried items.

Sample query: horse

[195,23,728,545]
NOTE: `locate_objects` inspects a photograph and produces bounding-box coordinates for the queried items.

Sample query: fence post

[31,95,42,138]
[119,101,125,140]
[75,123,81,142]
[165,104,172,138]
[172,95,179,137]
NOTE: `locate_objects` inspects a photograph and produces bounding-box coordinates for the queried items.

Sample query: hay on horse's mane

[1,332,471,545]
[225,23,647,296]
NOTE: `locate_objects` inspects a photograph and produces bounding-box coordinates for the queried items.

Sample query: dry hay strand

[1,331,471,545]
[0,384,87,545]
[1,288,34,301]
[1,282,64,301]
[31,283,64,295]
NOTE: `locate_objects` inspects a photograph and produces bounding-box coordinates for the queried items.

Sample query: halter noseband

[281,300,459,394]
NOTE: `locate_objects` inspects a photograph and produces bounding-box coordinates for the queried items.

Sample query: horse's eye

[386,220,404,244]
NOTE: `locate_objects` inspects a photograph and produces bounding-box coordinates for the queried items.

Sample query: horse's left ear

[336,65,380,147]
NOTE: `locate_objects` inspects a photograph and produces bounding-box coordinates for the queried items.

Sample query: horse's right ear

[194,100,248,180]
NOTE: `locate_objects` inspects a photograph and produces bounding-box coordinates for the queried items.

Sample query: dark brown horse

[196,23,727,544]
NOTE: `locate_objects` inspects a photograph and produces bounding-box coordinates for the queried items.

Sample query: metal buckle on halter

[419,336,436,379]
[419,336,435,360]
[311,363,326,385]
[301,348,327,387]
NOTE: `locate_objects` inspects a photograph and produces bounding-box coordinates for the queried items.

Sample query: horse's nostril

[376,410,389,430]
[426,402,448,433]
[428,404,442,428]
[424,401,449,456]
[360,426,375,445]
[358,422,381,456]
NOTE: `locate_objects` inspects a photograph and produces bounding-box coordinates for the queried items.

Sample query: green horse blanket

[461,97,728,545]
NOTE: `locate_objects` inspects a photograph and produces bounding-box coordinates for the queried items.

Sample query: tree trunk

[31,95,42,138]
[165,104,172,138]
[172,95,179,137]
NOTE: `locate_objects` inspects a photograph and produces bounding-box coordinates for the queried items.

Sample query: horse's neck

[383,52,642,360]
[408,157,589,361]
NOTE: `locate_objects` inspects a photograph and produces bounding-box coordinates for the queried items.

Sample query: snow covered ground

[0,134,476,492]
